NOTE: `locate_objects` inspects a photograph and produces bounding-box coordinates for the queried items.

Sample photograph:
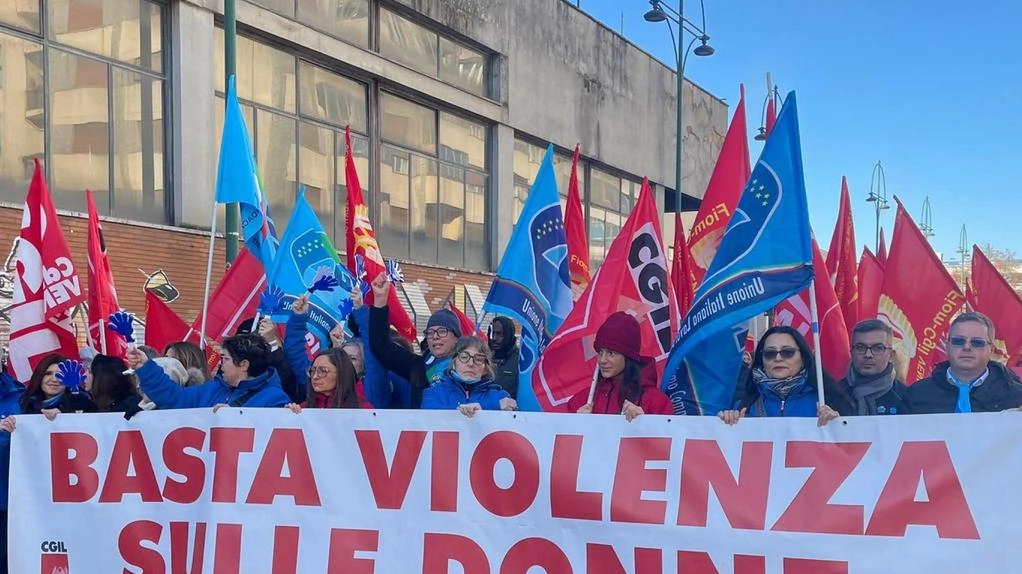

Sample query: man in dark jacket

[488,316,520,399]
[839,319,910,415]
[368,273,461,408]
[907,312,1022,413]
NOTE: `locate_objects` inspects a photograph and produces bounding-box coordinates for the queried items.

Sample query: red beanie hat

[593,312,648,365]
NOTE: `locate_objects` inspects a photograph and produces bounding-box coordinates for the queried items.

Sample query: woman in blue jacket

[127,333,290,409]
[718,326,851,425]
[422,336,517,416]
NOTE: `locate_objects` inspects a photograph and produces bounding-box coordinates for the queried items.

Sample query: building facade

[0,0,727,338]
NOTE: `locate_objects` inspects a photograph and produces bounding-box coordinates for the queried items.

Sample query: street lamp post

[919,196,935,239]
[642,0,713,220]
[866,160,890,252]
[957,224,969,292]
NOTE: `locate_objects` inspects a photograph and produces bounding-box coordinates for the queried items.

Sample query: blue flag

[215,75,278,270]
[482,145,573,411]
[267,189,360,354]
[662,92,814,415]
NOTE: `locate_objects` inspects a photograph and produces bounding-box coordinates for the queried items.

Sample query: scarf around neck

[753,368,808,401]
[846,363,896,416]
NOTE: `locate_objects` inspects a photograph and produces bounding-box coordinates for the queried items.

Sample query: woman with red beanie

[567,312,673,420]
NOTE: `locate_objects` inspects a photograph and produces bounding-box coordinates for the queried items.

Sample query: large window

[246,0,369,49]
[212,30,369,244]
[589,169,641,267]
[379,7,489,98]
[511,138,586,223]
[0,0,168,223]
[379,93,489,270]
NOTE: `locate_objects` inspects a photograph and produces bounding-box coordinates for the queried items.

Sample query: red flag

[764,89,777,138]
[144,289,190,351]
[187,248,264,346]
[86,190,127,357]
[857,246,884,320]
[670,210,695,317]
[564,144,590,300]
[343,126,417,340]
[878,201,964,384]
[824,176,859,332]
[774,237,850,380]
[877,227,888,266]
[970,246,1022,368]
[688,85,751,284]
[446,300,486,341]
[8,159,83,380]
[534,179,679,411]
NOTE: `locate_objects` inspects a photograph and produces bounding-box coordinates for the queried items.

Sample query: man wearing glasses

[907,312,1022,414]
[837,319,910,416]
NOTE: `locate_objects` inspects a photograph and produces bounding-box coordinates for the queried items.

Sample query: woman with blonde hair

[422,336,517,417]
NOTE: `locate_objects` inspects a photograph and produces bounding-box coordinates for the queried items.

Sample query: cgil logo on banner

[40,540,69,574]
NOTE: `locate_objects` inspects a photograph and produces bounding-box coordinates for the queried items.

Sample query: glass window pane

[336,132,369,250]
[111,68,164,223]
[255,109,297,233]
[299,121,334,239]
[621,178,640,211]
[589,207,605,268]
[0,33,45,202]
[0,0,41,33]
[590,167,620,210]
[440,111,485,171]
[215,30,296,112]
[410,155,438,263]
[438,163,464,267]
[439,37,486,97]
[297,0,369,48]
[554,151,585,202]
[48,0,162,73]
[249,0,295,18]
[299,62,367,131]
[465,169,488,270]
[378,144,410,259]
[49,49,108,213]
[380,92,436,155]
[511,138,544,224]
[379,8,437,77]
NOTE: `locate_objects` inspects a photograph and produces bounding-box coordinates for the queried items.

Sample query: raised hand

[257,317,280,344]
[55,360,87,393]
[292,294,310,315]
[370,273,390,308]
[125,347,150,370]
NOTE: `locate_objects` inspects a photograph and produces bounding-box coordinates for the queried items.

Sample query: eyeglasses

[949,336,989,349]
[456,352,488,366]
[852,343,890,355]
[762,348,798,361]
[307,366,335,379]
[425,327,451,339]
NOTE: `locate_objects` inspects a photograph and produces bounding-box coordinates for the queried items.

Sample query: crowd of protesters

[0,272,1017,572]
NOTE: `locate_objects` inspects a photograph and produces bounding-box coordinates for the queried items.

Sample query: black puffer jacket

[907,361,1022,414]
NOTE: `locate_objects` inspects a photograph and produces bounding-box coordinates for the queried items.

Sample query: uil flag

[858,246,884,320]
[662,92,814,416]
[344,126,417,340]
[878,201,964,384]
[774,237,851,380]
[564,143,590,299]
[8,159,83,380]
[482,144,573,412]
[970,245,1022,367]
[86,190,126,357]
[688,84,751,284]
[825,176,859,332]
[215,75,278,270]
[535,179,678,411]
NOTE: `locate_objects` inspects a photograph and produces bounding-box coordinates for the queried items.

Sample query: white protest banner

[9,409,1020,573]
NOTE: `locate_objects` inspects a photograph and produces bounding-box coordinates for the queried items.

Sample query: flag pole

[199,204,218,348]
[586,363,601,406]
[807,279,826,405]
[98,318,107,355]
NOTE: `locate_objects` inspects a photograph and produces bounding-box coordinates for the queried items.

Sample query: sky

[576,0,1021,262]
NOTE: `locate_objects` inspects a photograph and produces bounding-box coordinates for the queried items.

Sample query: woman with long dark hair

[88,355,142,413]
[567,312,672,421]
[20,353,97,415]
[719,325,851,425]
[286,348,369,411]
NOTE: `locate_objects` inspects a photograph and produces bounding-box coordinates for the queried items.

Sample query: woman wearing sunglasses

[286,348,371,412]
[719,326,851,425]
[421,336,517,417]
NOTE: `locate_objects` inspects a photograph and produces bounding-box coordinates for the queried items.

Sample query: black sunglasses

[949,336,989,349]
[762,348,798,361]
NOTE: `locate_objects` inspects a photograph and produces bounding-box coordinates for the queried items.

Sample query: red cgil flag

[824,176,859,332]
[187,248,264,349]
[774,236,851,380]
[564,143,590,300]
[878,201,964,384]
[343,126,417,340]
[970,245,1022,370]
[534,179,678,411]
[670,210,695,317]
[8,159,84,380]
[86,190,127,357]
[688,85,751,285]
[857,246,884,321]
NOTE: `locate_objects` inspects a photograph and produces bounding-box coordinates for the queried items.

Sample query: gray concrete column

[490,123,516,269]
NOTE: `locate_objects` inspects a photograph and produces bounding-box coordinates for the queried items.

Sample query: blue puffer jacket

[744,377,819,418]
[0,372,25,510]
[421,371,510,411]
[135,359,289,409]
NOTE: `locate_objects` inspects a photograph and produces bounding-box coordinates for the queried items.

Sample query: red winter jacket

[567,375,673,416]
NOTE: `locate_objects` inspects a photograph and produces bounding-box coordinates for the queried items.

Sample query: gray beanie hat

[426,309,461,337]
